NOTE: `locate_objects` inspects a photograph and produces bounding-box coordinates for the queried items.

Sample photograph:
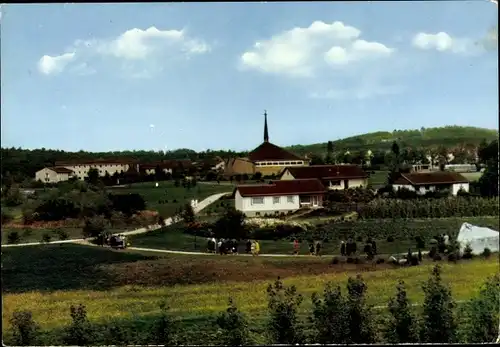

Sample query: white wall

[61,163,132,180]
[35,168,72,183]
[327,178,367,190]
[235,190,300,216]
[452,182,470,195]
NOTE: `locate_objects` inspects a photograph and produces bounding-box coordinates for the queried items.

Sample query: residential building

[35,167,76,183]
[280,165,369,190]
[224,112,309,178]
[139,160,192,175]
[54,159,138,180]
[234,178,327,217]
[392,171,470,196]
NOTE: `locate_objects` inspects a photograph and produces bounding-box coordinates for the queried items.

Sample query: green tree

[152,301,176,345]
[4,186,24,207]
[310,282,349,343]
[9,310,40,346]
[181,202,196,224]
[266,277,305,344]
[86,168,100,186]
[385,280,419,343]
[325,141,334,164]
[420,265,457,343]
[459,274,500,343]
[41,232,52,243]
[82,216,106,238]
[345,275,377,343]
[63,304,95,345]
[216,298,252,345]
[7,230,21,244]
[214,207,247,240]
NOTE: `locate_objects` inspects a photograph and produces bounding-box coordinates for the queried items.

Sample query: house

[392,171,470,196]
[224,112,309,178]
[234,178,327,217]
[55,159,138,180]
[35,167,76,183]
[280,165,369,190]
[139,160,193,175]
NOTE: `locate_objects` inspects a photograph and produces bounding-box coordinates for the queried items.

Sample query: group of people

[206,237,261,256]
[293,239,322,256]
[339,238,377,257]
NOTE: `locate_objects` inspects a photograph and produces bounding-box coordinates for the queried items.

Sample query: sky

[1,2,498,153]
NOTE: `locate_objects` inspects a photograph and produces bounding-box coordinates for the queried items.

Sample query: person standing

[251,240,256,256]
[293,239,300,255]
[315,241,322,256]
[309,241,315,256]
[245,239,252,254]
[340,240,346,257]
[255,240,260,256]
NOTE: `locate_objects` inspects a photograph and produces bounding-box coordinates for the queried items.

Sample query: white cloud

[412,32,473,53]
[239,20,394,76]
[37,26,210,76]
[310,85,405,100]
[37,52,76,75]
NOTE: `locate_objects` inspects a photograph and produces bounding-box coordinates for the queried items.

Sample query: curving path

[1,192,230,249]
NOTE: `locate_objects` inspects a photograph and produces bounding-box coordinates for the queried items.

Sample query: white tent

[456,222,499,255]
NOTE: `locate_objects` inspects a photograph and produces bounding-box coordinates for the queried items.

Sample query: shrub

[41,233,52,243]
[9,310,39,346]
[376,258,385,264]
[447,253,457,262]
[57,229,69,241]
[387,236,394,243]
[346,257,354,264]
[331,257,340,265]
[216,298,252,345]
[62,304,95,345]
[432,254,442,262]
[462,244,474,259]
[481,248,491,258]
[7,230,21,244]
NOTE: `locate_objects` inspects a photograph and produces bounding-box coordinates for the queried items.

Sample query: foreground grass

[107,181,232,217]
[130,216,499,255]
[2,244,497,333]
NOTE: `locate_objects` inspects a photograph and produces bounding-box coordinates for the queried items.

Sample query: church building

[224,112,309,178]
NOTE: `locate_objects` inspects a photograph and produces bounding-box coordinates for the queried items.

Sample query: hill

[286,126,498,156]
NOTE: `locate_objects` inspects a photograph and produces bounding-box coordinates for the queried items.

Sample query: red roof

[248,142,303,161]
[50,167,74,174]
[393,171,469,186]
[282,165,368,180]
[139,160,192,170]
[236,178,326,197]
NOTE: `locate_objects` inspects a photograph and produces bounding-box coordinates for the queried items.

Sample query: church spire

[263,110,269,142]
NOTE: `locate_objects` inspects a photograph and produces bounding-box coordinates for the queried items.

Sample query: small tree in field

[385,280,419,343]
[214,207,247,240]
[310,282,349,343]
[459,274,500,343]
[345,275,377,344]
[63,304,95,345]
[420,265,457,343]
[7,230,21,244]
[216,298,252,345]
[181,202,196,224]
[266,277,305,344]
[10,310,39,346]
[152,301,176,345]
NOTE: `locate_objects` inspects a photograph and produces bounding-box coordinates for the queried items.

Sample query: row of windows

[251,196,295,205]
[255,161,304,167]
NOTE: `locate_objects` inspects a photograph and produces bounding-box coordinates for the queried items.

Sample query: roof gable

[248,142,303,161]
[236,178,326,197]
[50,167,74,174]
[282,165,368,180]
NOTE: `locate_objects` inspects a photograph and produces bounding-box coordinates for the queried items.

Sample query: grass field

[128,216,499,255]
[462,171,483,181]
[107,181,232,217]
[368,170,389,188]
[2,243,498,340]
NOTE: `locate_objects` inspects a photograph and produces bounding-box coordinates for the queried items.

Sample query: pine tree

[152,301,176,345]
[266,277,304,344]
[345,275,377,343]
[385,280,419,343]
[420,265,457,343]
[216,298,252,345]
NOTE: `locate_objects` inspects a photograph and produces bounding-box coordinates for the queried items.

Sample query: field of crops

[2,243,497,344]
[358,197,499,219]
[130,216,499,255]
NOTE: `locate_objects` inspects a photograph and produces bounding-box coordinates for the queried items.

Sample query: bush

[41,233,52,243]
[376,258,385,264]
[331,257,340,265]
[481,248,491,258]
[63,304,95,345]
[346,257,354,264]
[447,253,457,262]
[462,244,474,259]
[433,254,442,262]
[57,229,69,241]
[7,230,21,244]
[387,236,394,243]
[9,310,39,346]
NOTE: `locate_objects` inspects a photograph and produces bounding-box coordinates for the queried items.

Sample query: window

[285,162,290,165]
[255,212,261,216]
[287,196,294,203]
[251,197,264,205]
[273,162,278,165]
[273,197,280,204]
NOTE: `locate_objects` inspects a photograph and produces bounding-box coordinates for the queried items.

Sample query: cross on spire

[263,110,269,142]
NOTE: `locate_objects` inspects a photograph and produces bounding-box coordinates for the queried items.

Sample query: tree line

[6,266,499,345]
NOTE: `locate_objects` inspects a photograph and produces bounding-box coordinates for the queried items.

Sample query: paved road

[1,192,230,249]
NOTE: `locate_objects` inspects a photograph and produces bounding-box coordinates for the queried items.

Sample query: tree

[9,310,40,346]
[310,154,325,166]
[214,208,247,240]
[181,202,196,224]
[216,298,252,345]
[345,275,377,343]
[420,265,457,343]
[86,168,100,185]
[310,282,349,343]
[152,301,176,345]
[63,304,95,345]
[253,172,262,181]
[477,140,498,197]
[7,230,21,244]
[459,274,500,342]
[82,216,106,238]
[325,141,334,164]
[385,280,419,343]
[266,277,305,344]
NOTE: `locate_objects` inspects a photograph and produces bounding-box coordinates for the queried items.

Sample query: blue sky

[1,2,498,152]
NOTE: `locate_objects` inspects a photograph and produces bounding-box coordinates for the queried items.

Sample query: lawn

[2,243,498,339]
[107,181,232,217]
[1,227,134,244]
[368,170,389,188]
[129,216,499,256]
[462,171,483,182]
